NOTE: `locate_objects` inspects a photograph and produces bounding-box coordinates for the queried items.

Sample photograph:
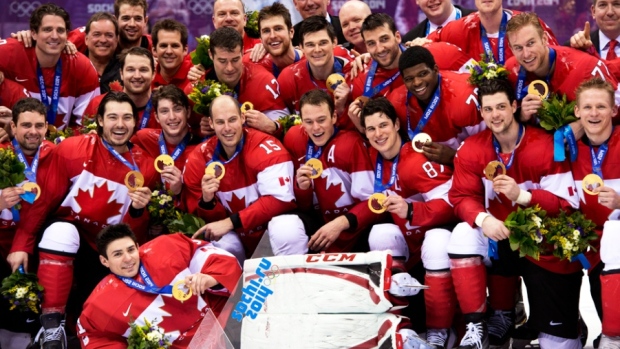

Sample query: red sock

[487,275,518,311]
[601,273,620,336]
[451,257,487,315]
[39,252,74,314]
[425,271,457,329]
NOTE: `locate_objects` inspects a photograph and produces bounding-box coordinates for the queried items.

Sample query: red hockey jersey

[0,78,30,109]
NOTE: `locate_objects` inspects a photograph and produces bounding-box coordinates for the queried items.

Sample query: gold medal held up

[528,80,549,100]
[241,102,254,113]
[172,280,192,302]
[205,161,226,180]
[368,193,387,214]
[582,174,604,195]
[22,182,41,201]
[305,158,323,179]
[412,133,432,153]
[326,74,346,93]
[155,154,174,173]
[124,171,144,191]
[484,161,506,180]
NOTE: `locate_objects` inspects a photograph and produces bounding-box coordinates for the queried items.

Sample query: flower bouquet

[545,210,598,262]
[537,93,577,132]
[80,116,98,135]
[0,266,44,313]
[0,148,26,217]
[147,190,180,232]
[244,11,260,38]
[127,318,171,349]
[190,35,213,69]
[46,127,74,144]
[505,205,549,260]
[276,114,301,136]
[167,212,206,237]
[468,54,509,86]
[188,80,236,116]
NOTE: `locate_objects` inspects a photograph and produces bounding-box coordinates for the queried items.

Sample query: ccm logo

[306,253,356,263]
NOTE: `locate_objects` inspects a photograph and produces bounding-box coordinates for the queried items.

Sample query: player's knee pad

[446,222,487,258]
[38,222,80,254]
[212,232,246,265]
[267,215,308,256]
[602,221,620,271]
[368,223,409,260]
[422,228,451,271]
[538,332,582,349]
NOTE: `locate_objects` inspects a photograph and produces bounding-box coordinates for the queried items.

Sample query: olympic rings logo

[9,1,41,18]
[187,0,212,15]
[261,264,280,286]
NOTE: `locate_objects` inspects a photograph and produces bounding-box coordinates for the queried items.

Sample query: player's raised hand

[188,63,206,82]
[0,187,25,211]
[295,164,313,190]
[201,173,220,203]
[128,186,152,210]
[422,142,456,165]
[519,93,543,122]
[569,22,593,51]
[382,194,408,220]
[161,165,183,195]
[184,272,218,295]
[11,30,33,47]
[348,53,371,79]
[481,215,510,241]
[492,174,522,202]
[250,43,267,63]
[594,185,620,210]
[333,80,351,116]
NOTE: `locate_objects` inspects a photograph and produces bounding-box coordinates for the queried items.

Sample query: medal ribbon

[480,11,507,65]
[553,124,577,162]
[158,132,191,161]
[492,123,524,170]
[373,153,399,193]
[363,45,406,98]
[138,99,153,130]
[590,142,609,179]
[102,140,138,171]
[406,74,442,140]
[273,50,300,78]
[12,138,40,183]
[305,128,339,161]
[210,134,245,165]
[116,263,173,295]
[425,8,461,36]
[37,60,62,126]
[516,48,556,101]
[308,59,344,91]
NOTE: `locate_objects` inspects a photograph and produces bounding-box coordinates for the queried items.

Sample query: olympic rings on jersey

[9,1,41,17]
[187,0,212,15]
[261,264,280,286]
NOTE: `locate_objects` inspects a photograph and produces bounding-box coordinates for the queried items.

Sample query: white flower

[158,199,165,205]
[531,215,542,228]
[564,241,573,251]
[487,63,497,70]
[213,88,221,96]
[15,287,28,299]
[200,35,210,40]
[485,70,498,79]
[146,330,163,342]
[153,190,160,196]
[573,230,580,239]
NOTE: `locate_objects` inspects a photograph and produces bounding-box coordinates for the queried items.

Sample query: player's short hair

[97,223,138,258]
[259,3,293,31]
[575,77,616,107]
[299,16,336,45]
[360,97,398,129]
[85,12,119,36]
[361,13,397,38]
[12,98,47,124]
[214,0,246,12]
[30,3,72,33]
[299,89,335,119]
[477,78,516,106]
[209,27,244,55]
[96,91,139,136]
[152,19,188,48]
[506,12,544,40]
[152,85,190,112]
[119,46,155,72]
[209,95,240,119]
[114,0,148,18]
[398,46,436,74]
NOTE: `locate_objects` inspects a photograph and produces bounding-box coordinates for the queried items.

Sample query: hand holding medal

[582,174,604,196]
[172,280,192,302]
[484,160,506,181]
[124,171,145,191]
[528,80,549,100]
[368,193,387,214]
[305,158,323,179]
[205,161,226,180]
[412,133,432,153]
[326,74,346,93]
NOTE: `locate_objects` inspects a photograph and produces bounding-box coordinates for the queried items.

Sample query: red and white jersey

[83,93,161,130]
[387,71,485,149]
[369,144,456,268]
[450,126,580,273]
[152,55,194,92]
[77,233,241,349]
[0,78,30,109]
[0,141,54,258]
[350,64,404,103]
[68,26,153,54]
[131,129,200,171]
[12,135,159,254]
[284,126,377,252]
[571,128,620,268]
[191,64,288,121]
[244,46,353,78]
[0,39,100,129]
[506,45,620,105]
[425,42,476,73]
[182,128,296,255]
[427,10,558,62]
[243,34,262,54]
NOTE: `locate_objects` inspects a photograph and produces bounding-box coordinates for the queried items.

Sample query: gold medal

[528,80,549,99]
[484,161,506,180]
[205,161,226,180]
[47,125,57,134]
[411,133,432,153]
[356,96,370,108]
[172,280,192,302]
[241,101,254,113]
[368,193,387,214]
[582,174,604,195]
[305,158,323,179]
[22,182,41,201]
[326,73,346,93]
[124,171,144,191]
[154,154,174,173]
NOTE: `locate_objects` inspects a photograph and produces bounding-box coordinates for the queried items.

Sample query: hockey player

[151,19,193,92]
